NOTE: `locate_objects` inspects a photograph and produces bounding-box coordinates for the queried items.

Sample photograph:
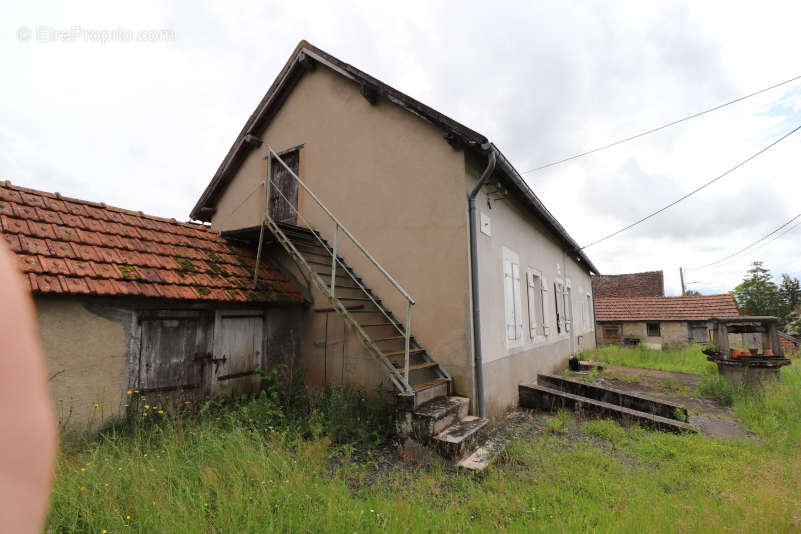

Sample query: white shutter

[541,276,551,336]
[564,283,572,333]
[512,263,522,339]
[555,281,565,334]
[527,271,538,338]
[504,259,515,340]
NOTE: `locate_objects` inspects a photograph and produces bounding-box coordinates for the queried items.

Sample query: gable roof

[595,294,740,322]
[190,40,599,275]
[592,270,664,298]
[0,181,303,304]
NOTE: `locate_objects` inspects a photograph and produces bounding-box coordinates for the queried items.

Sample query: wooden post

[679,267,686,296]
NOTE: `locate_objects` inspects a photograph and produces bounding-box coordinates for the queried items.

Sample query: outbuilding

[594,294,740,349]
[0,181,304,432]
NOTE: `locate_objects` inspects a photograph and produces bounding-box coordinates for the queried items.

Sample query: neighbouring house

[189,40,599,420]
[595,294,740,349]
[779,332,800,356]
[592,270,664,298]
[0,181,304,432]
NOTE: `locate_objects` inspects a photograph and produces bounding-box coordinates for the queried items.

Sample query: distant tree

[778,274,801,317]
[684,289,701,296]
[731,261,781,316]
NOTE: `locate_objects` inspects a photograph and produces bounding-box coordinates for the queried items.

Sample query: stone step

[434,416,490,458]
[537,373,689,421]
[458,435,507,471]
[412,396,470,438]
[519,384,696,433]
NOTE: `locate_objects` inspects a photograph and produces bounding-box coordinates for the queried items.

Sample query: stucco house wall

[211,66,474,397]
[36,298,133,434]
[467,155,595,417]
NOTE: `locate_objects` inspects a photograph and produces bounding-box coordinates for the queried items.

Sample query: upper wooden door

[269,148,299,225]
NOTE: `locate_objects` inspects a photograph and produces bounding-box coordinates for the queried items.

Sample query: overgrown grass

[584,344,718,374]
[48,355,801,533]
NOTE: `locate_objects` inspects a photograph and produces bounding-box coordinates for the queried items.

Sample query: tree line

[731,261,801,333]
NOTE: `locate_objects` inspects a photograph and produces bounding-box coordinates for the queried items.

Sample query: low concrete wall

[36,297,133,434]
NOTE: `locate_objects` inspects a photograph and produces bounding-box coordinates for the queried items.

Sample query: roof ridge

[1,180,216,234]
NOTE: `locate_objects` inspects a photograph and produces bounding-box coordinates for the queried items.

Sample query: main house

[190,41,599,420]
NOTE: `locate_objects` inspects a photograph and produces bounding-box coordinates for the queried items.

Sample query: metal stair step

[384,348,425,357]
[393,361,438,372]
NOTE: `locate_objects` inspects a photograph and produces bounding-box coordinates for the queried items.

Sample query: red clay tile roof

[592,271,664,298]
[0,181,303,304]
[595,295,740,322]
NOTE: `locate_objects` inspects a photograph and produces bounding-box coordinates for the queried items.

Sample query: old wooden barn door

[268,148,299,225]
[211,311,264,397]
[136,311,211,404]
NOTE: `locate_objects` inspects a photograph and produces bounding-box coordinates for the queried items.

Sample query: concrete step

[412,396,470,438]
[519,383,696,433]
[458,435,507,471]
[410,378,450,408]
[434,416,490,458]
[538,373,689,421]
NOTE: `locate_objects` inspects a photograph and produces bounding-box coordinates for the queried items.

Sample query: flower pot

[764,349,774,357]
[730,348,740,358]
[749,347,759,355]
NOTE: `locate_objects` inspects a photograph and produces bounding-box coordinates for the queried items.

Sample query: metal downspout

[468,144,497,418]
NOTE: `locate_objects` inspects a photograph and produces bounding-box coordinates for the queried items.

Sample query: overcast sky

[3,1,800,296]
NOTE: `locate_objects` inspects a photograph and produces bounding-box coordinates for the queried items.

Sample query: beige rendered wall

[617,321,690,349]
[467,155,596,418]
[36,298,132,434]
[211,66,473,396]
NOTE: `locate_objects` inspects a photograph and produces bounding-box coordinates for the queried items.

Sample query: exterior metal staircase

[258,147,452,408]
[265,222,451,406]
[255,148,493,466]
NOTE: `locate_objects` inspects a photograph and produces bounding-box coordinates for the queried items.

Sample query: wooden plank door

[269,149,299,225]
[137,311,210,406]
[211,311,264,397]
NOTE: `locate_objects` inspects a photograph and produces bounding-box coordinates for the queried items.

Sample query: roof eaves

[491,146,600,274]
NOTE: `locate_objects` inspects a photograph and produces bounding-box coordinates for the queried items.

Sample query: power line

[688,213,801,272]
[522,73,801,174]
[579,122,801,250]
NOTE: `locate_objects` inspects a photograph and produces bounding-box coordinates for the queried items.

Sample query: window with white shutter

[503,248,522,343]
[554,279,565,334]
[564,279,573,334]
[586,292,594,330]
[541,276,551,336]
[527,269,545,339]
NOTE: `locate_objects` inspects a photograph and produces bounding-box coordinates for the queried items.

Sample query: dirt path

[566,364,750,440]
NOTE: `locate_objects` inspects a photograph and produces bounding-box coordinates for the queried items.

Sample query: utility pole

[679,267,686,296]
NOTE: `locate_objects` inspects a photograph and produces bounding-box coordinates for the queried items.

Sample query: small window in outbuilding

[647,322,661,337]
[603,325,620,338]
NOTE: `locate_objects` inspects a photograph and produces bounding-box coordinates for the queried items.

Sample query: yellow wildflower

[151,501,156,505]
[144,405,150,410]
[158,410,164,415]
[93,402,100,408]
[143,413,148,417]
[79,486,86,491]
[80,467,86,472]
[133,390,140,393]
[117,466,122,471]
[126,390,132,395]
[141,396,146,400]
[126,515,131,520]
[104,483,109,487]
[102,530,108,533]
[148,468,155,472]
[184,400,192,404]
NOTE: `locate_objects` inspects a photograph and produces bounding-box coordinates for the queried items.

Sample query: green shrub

[697,376,735,405]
